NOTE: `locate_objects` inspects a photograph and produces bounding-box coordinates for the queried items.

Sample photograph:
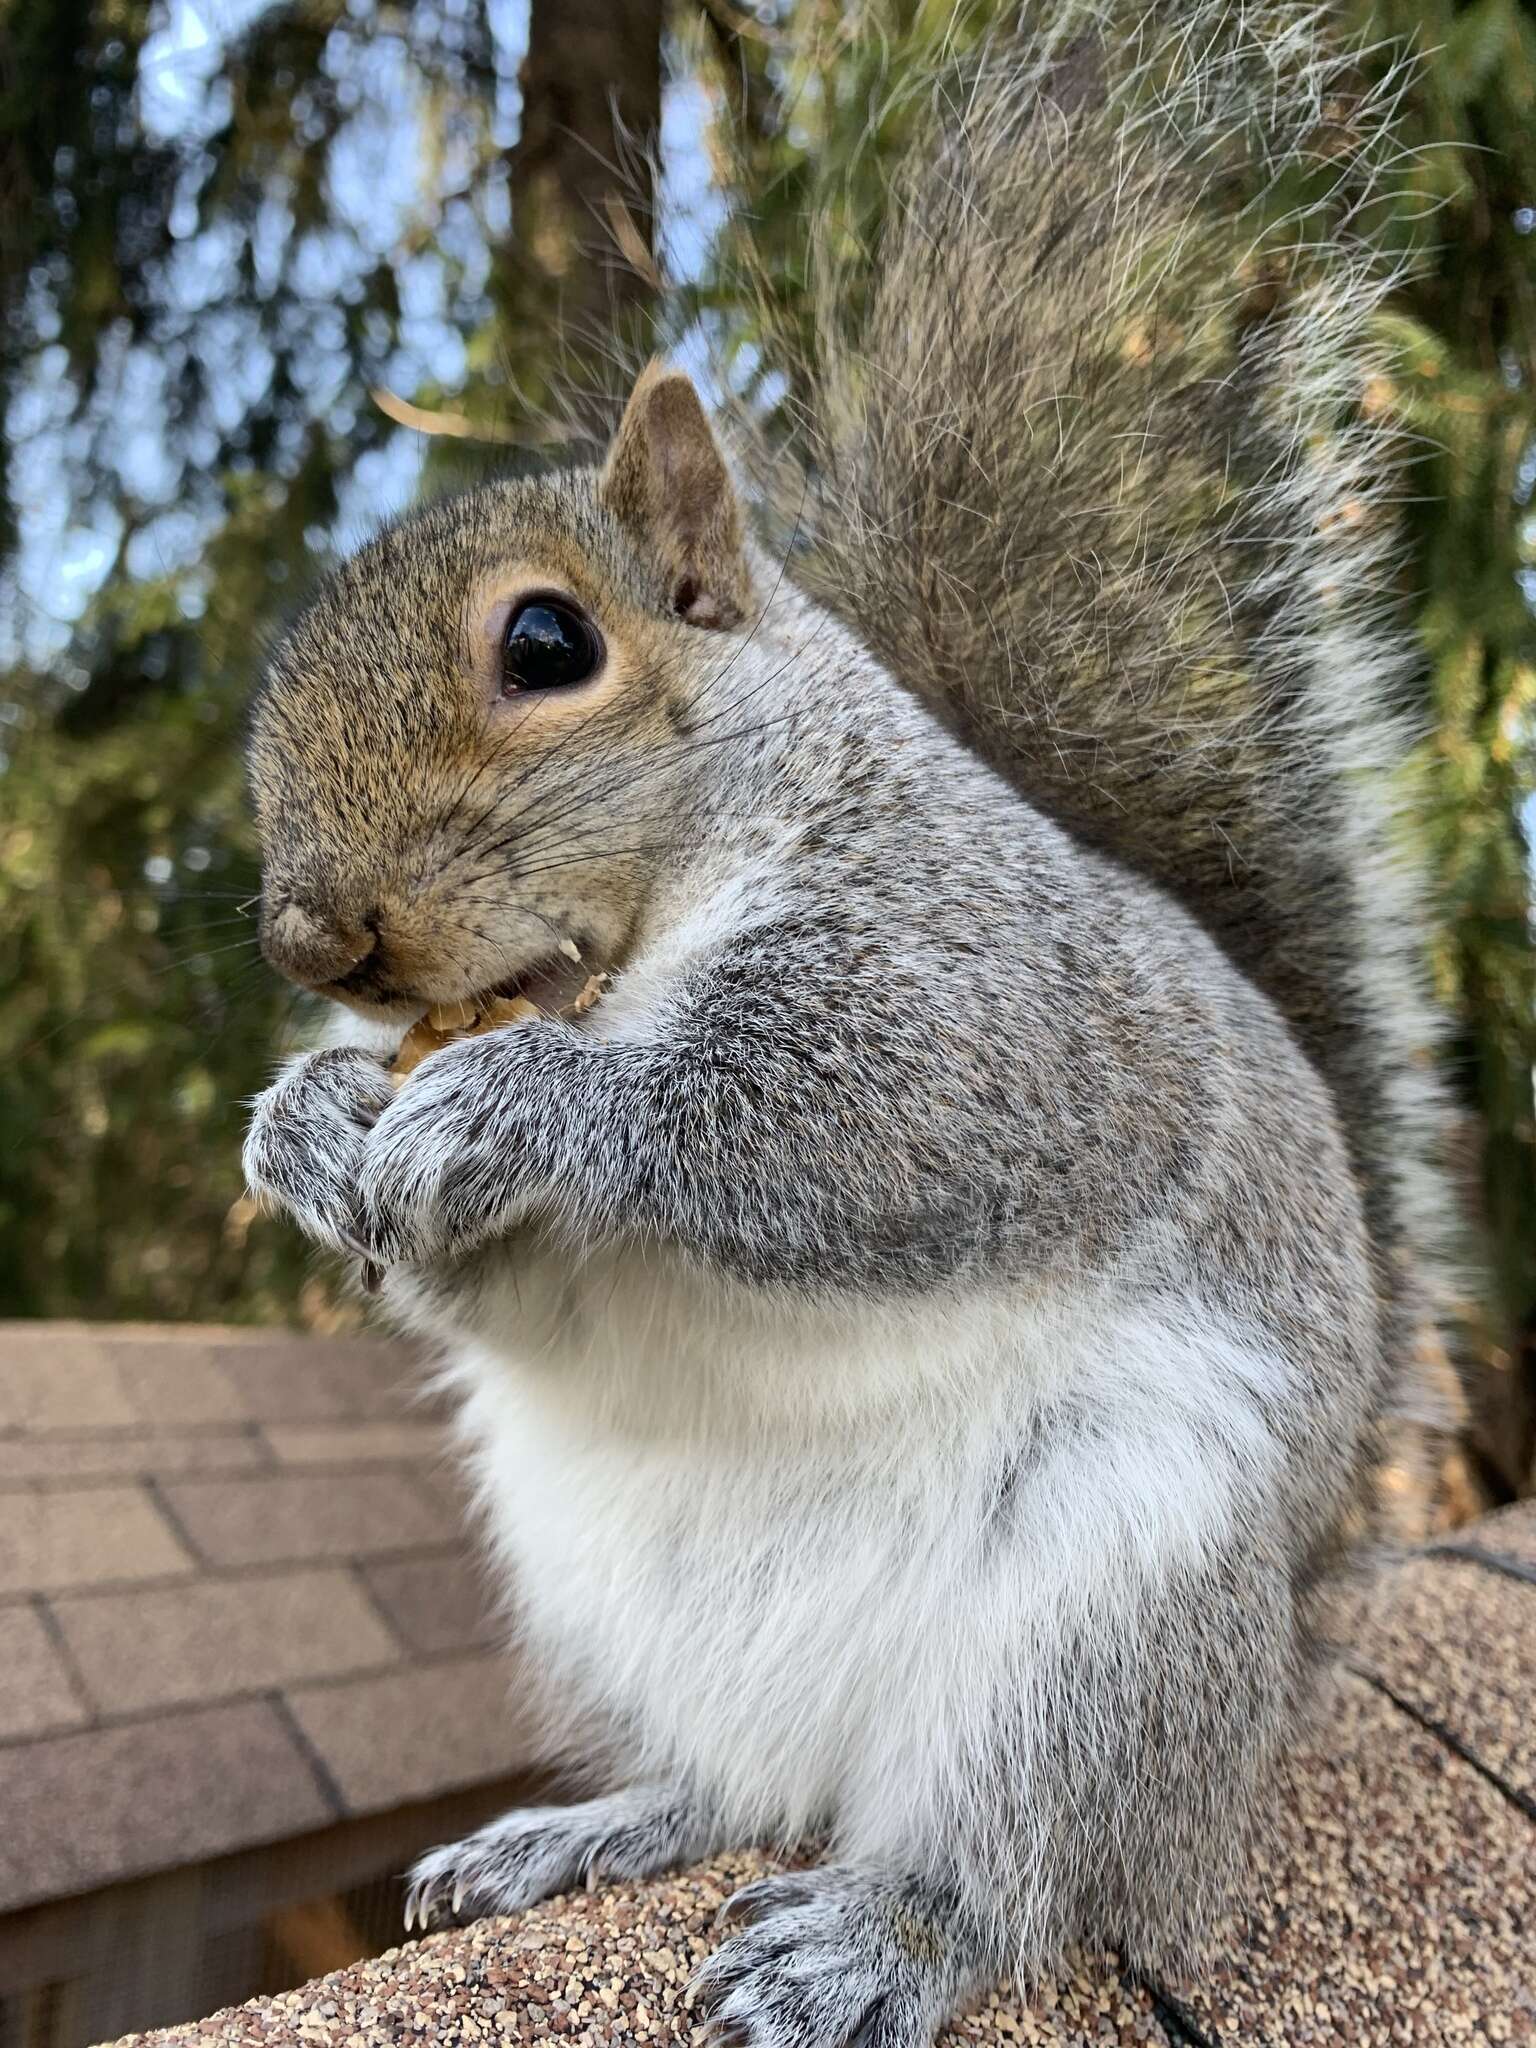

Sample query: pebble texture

[1351,1554,1535,1807]
[107,1504,1536,2048]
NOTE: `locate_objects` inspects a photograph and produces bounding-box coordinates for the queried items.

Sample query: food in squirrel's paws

[389,974,607,1085]
[389,995,539,1084]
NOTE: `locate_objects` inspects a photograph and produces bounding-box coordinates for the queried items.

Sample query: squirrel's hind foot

[690,1867,984,2048]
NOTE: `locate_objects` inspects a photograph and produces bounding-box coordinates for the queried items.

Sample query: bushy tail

[745,2,1453,1440]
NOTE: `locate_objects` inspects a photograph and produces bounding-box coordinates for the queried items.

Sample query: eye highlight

[500,596,604,695]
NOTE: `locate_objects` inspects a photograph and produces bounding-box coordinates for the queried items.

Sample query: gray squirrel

[243,4,1452,2041]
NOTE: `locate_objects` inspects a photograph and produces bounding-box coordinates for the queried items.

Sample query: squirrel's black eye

[500,597,603,694]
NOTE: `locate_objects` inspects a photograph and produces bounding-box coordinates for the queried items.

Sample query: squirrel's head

[249,363,755,1020]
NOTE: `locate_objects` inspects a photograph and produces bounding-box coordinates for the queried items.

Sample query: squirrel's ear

[601,362,751,630]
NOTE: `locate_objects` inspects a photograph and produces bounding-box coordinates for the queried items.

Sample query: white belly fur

[417,1240,1293,1865]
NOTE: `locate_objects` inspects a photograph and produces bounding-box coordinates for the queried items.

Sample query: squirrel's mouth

[404,941,599,1031]
[477,943,593,1016]
[324,939,593,1026]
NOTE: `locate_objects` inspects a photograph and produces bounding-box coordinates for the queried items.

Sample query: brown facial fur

[251,437,752,1016]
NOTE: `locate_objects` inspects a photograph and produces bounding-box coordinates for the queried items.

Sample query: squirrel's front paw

[353,1030,538,1269]
[404,1787,713,1932]
[243,1047,395,1255]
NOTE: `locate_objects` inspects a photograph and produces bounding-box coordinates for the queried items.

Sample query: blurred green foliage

[1,0,1532,1482]
[0,0,534,1323]
[1342,0,1536,1474]
[1335,4,1536,1392]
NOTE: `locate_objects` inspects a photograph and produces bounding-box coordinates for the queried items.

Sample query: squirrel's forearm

[402,1021,914,1289]
[459,984,1162,1294]
[388,1015,987,1292]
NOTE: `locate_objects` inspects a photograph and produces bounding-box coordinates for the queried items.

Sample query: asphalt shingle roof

[0,1321,533,1917]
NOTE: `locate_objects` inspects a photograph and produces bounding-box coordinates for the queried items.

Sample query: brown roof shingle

[0,1484,195,1597]
[0,1326,143,1430]
[285,1654,538,1814]
[359,1553,500,1657]
[260,1420,447,1466]
[0,1322,537,1917]
[156,1469,456,1569]
[1438,1495,1536,1572]
[0,1701,336,1909]
[0,1602,88,1740]
[51,1565,401,1717]
[0,1429,267,1485]
[1174,1673,1533,2043]
[1351,1551,1536,1807]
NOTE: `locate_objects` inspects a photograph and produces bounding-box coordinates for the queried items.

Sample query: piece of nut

[388,976,608,1086]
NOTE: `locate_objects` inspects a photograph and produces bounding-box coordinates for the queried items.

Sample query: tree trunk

[501,0,666,442]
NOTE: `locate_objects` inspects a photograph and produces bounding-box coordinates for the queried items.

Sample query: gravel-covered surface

[111,1854,1169,2048]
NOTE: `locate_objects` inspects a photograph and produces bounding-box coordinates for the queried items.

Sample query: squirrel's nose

[261,896,380,991]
